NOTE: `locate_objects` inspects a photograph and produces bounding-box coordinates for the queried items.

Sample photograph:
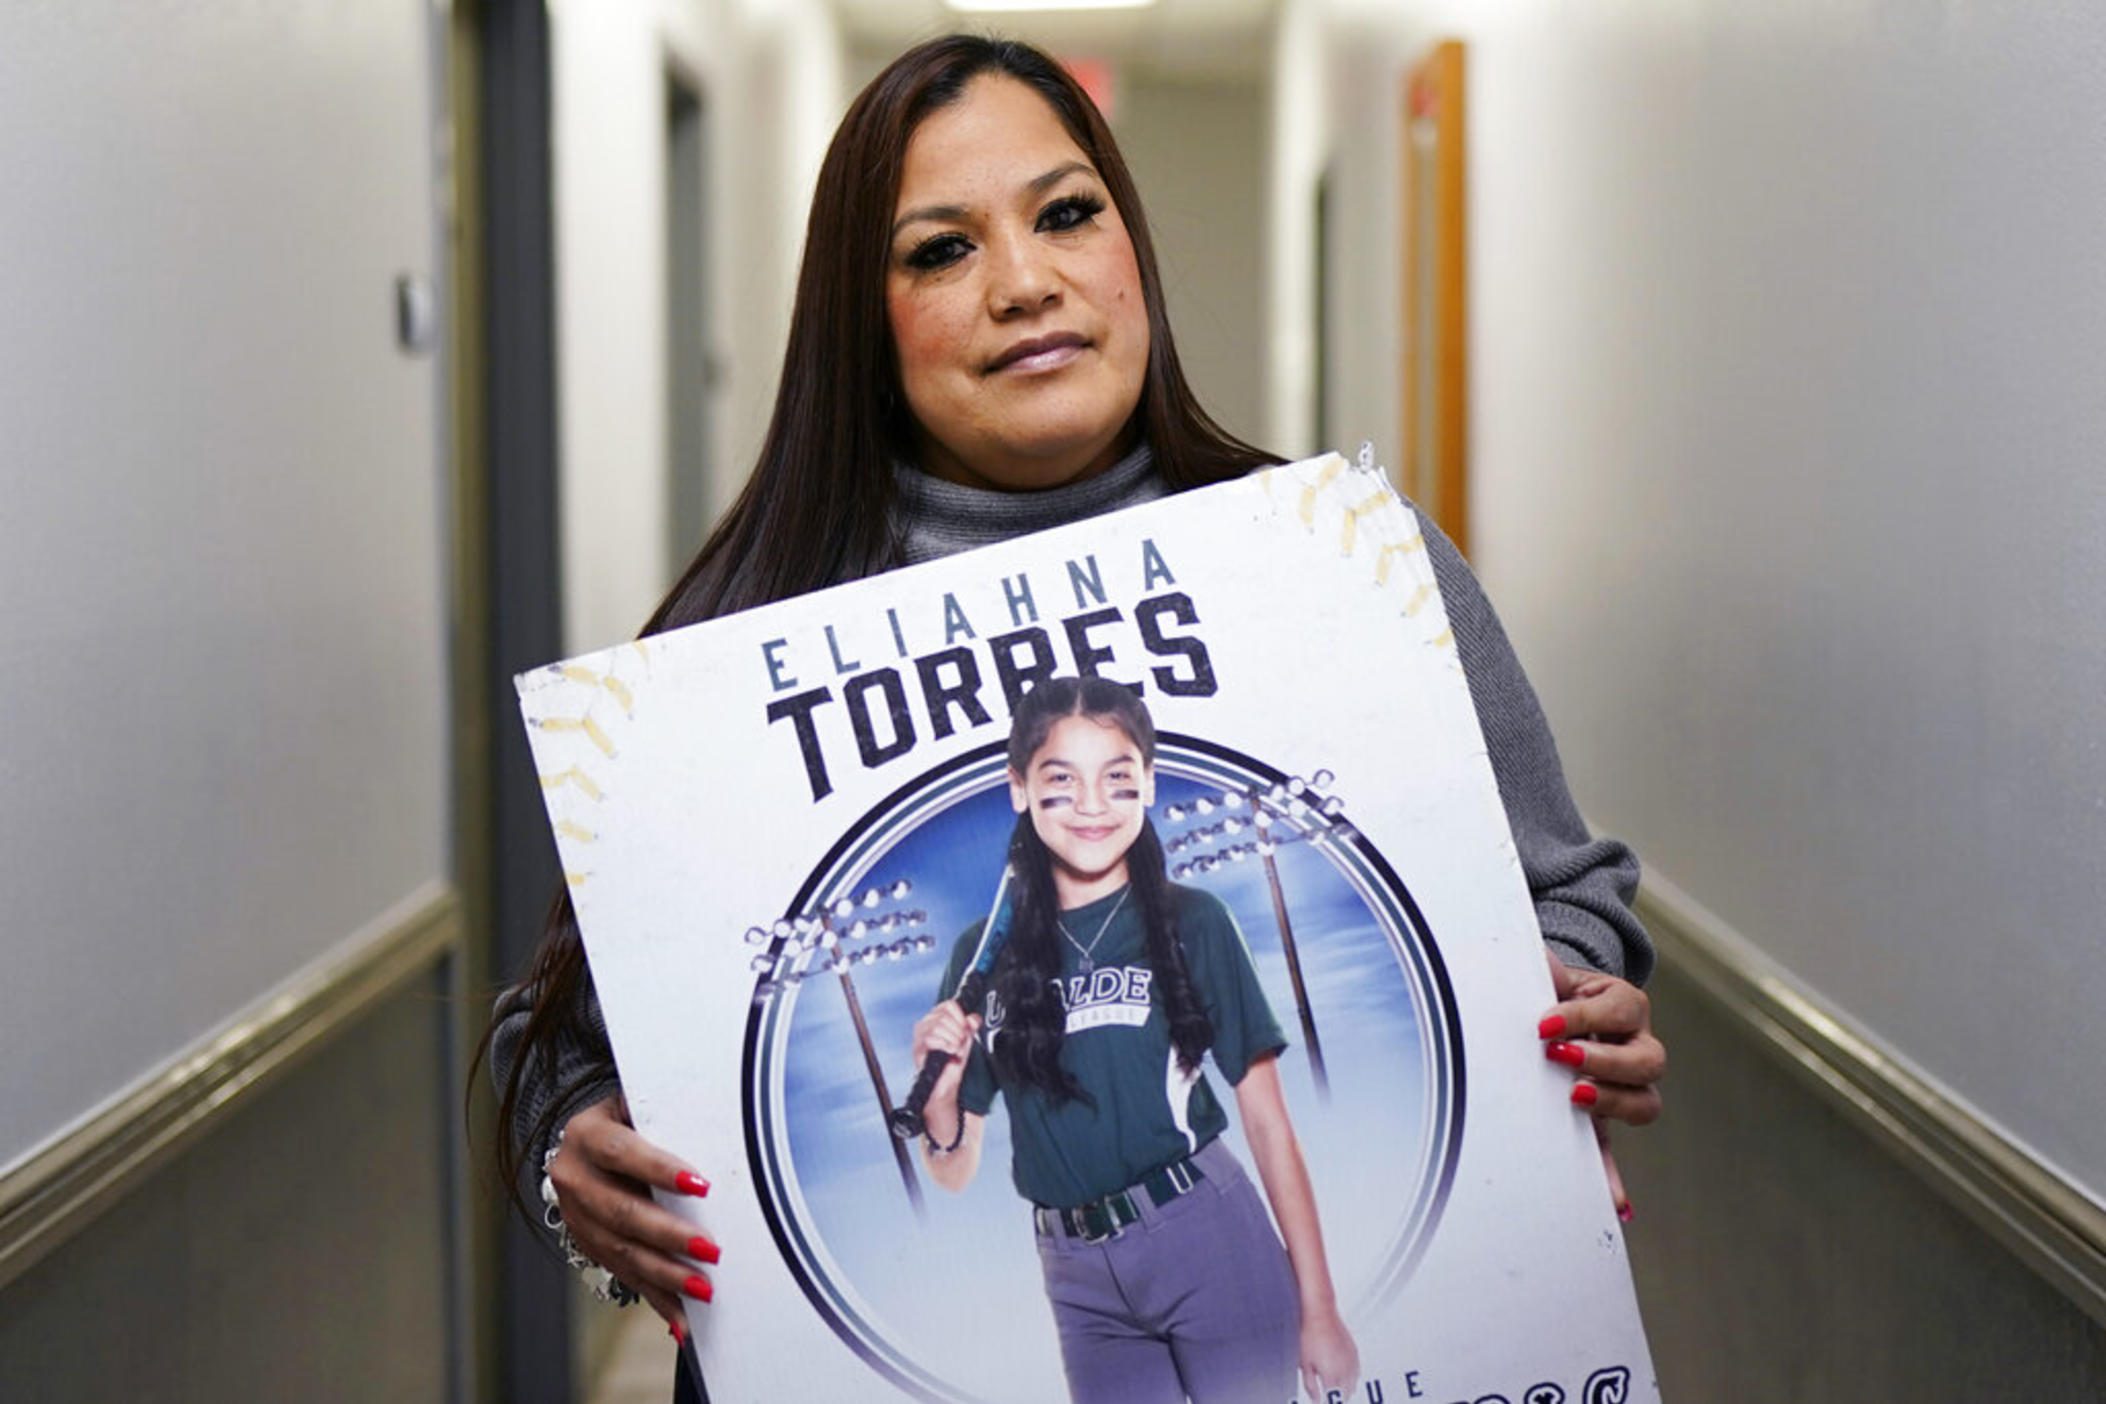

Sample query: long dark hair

[485,35,1274,1205]
[989,677,1213,1103]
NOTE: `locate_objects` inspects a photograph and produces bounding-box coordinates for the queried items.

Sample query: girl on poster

[909,675,1357,1404]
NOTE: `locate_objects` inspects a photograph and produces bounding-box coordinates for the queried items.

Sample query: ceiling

[830,0,1281,80]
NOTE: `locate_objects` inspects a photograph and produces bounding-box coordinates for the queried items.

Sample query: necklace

[1057,887,1131,975]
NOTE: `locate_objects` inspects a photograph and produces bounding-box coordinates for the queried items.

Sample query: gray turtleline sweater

[490,445,1652,1178]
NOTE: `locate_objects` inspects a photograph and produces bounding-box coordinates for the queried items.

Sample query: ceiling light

[944,0,1155,12]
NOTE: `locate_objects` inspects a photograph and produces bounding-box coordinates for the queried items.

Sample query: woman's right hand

[546,1093,718,1338]
[909,999,982,1126]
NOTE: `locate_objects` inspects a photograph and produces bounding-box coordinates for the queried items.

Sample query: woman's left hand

[1538,951,1666,1126]
[1540,951,1665,1220]
[1298,1304,1360,1399]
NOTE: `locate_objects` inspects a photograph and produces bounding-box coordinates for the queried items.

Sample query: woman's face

[886,75,1150,492]
[1010,713,1156,897]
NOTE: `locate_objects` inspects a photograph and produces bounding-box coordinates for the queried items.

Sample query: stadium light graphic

[1161,769,1352,1101]
[745,879,937,1214]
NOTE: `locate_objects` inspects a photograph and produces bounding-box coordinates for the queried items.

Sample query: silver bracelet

[542,1127,642,1307]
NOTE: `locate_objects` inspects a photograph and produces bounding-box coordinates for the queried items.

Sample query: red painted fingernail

[668,1318,687,1343]
[1538,1014,1567,1039]
[1546,1041,1586,1068]
[688,1235,721,1265]
[1618,1201,1635,1223]
[676,1172,710,1197]
[1571,1082,1599,1107]
[682,1273,714,1303]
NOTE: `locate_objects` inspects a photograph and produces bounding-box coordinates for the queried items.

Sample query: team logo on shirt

[979,965,1156,1037]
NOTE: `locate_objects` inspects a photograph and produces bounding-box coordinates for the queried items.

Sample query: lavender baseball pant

[1033,1137,1300,1404]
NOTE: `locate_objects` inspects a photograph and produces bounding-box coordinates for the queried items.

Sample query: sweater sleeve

[1421,514,1655,985]
[487,969,624,1190]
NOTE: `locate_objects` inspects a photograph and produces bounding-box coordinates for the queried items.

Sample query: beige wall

[1263,0,1329,458]
[0,0,450,1174]
[550,0,846,654]
[1622,967,2106,1395]
[1114,74,1269,451]
[0,978,454,1401]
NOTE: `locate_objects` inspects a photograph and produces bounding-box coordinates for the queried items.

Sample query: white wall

[1310,9,1405,471]
[1115,75,1269,450]
[1307,0,2106,1199]
[0,0,449,1168]
[550,0,845,653]
[1263,0,1329,458]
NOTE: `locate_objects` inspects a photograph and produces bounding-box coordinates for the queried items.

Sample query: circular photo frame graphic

[740,736,1465,1403]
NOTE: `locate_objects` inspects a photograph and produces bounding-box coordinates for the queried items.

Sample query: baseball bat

[889,864,1014,1140]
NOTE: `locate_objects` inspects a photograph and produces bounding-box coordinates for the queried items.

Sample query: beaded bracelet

[923,1108,967,1157]
[542,1127,642,1306]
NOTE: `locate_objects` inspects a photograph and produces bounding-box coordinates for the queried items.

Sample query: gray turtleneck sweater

[890,440,1166,564]
[492,445,1651,1180]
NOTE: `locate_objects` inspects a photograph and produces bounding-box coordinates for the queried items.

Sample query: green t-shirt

[939,882,1286,1209]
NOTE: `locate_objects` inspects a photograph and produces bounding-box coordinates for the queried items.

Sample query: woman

[485,32,1665,1399]
[911,676,1356,1402]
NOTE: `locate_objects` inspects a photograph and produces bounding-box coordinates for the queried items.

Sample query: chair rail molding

[0,883,462,1291]
[1636,870,2106,1329]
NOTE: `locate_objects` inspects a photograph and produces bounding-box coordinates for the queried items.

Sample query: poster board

[519,454,1656,1404]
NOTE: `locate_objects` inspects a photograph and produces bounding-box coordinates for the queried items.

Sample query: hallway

[2,0,2103,1399]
